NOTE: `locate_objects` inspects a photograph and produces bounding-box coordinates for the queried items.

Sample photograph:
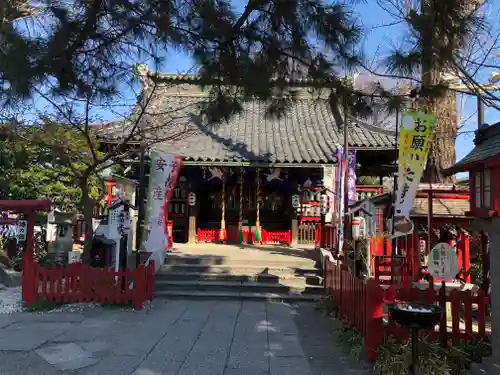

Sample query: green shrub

[11,256,22,272]
[373,336,457,375]
[25,299,64,312]
[335,322,365,361]
[334,323,489,375]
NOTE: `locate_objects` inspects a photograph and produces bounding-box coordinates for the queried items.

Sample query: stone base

[0,264,22,287]
[470,357,500,375]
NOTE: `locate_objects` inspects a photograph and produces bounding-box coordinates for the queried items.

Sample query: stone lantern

[46,210,74,263]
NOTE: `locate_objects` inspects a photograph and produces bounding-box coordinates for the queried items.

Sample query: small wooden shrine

[446,121,499,369]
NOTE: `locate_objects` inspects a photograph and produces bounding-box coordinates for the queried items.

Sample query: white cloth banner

[141,151,182,271]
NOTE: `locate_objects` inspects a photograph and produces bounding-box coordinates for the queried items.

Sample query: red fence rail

[22,251,155,310]
[197,229,219,243]
[323,256,490,362]
[196,228,291,245]
[261,230,291,245]
[316,224,336,249]
[373,255,411,288]
[369,232,473,284]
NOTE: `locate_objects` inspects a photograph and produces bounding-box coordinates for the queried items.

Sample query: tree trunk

[420,0,458,184]
[421,90,457,183]
[80,178,94,265]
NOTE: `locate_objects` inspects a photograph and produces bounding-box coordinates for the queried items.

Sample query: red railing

[316,224,336,249]
[373,255,411,288]
[22,251,155,310]
[196,229,219,243]
[261,230,291,245]
[323,256,490,362]
[226,228,251,243]
[369,232,472,284]
[197,228,291,245]
[381,283,490,344]
[324,259,383,362]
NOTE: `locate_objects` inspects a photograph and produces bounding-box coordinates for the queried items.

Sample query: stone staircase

[154,246,323,302]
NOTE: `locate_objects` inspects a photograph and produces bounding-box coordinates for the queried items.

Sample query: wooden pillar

[219,169,226,243]
[188,216,197,243]
[291,219,298,246]
[484,217,500,364]
[481,230,490,300]
[188,181,199,244]
[290,180,299,247]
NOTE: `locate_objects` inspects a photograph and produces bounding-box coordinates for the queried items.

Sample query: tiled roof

[448,121,500,173]
[412,197,470,217]
[365,184,470,218]
[101,79,396,163]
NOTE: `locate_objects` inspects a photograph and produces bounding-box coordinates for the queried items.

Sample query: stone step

[154,290,322,302]
[159,263,319,276]
[165,254,317,268]
[155,280,322,294]
[155,271,322,285]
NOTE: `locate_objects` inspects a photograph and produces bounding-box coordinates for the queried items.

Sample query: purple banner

[337,148,357,205]
[347,151,357,205]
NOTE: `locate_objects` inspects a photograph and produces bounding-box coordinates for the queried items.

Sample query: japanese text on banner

[393,111,435,238]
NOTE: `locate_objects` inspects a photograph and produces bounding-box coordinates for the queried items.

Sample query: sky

[29,0,500,167]
[133,0,499,165]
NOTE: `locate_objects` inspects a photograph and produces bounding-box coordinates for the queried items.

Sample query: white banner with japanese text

[393,111,435,238]
[142,151,182,269]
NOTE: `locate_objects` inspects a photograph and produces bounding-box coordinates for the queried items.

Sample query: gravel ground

[0,285,24,314]
[0,284,103,314]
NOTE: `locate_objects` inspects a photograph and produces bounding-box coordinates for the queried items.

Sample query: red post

[413,233,421,281]
[21,251,33,304]
[25,211,36,255]
[364,279,384,362]
[133,265,145,310]
[457,235,464,280]
[316,224,323,248]
[463,233,471,283]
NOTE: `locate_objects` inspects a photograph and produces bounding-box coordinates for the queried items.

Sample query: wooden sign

[427,243,459,281]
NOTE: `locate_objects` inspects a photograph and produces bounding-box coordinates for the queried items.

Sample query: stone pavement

[0,300,368,375]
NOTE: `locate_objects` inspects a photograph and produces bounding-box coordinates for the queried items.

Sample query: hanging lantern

[188,192,196,206]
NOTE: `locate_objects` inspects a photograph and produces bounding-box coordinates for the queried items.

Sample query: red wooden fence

[324,257,490,362]
[261,230,291,245]
[316,224,336,249]
[369,232,473,285]
[196,228,291,245]
[22,251,155,310]
[373,255,411,288]
[197,229,219,243]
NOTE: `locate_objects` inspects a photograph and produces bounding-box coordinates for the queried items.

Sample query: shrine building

[100,66,397,246]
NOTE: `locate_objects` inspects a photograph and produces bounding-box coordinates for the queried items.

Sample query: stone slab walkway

[0,300,368,375]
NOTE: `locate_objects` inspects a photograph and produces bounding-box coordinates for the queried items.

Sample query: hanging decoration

[265,168,283,182]
[303,178,313,188]
[204,167,223,181]
[254,168,262,242]
[219,169,226,242]
[238,167,245,243]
